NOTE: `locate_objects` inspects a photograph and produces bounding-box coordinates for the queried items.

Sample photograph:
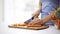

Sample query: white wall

[0,0,3,22]
[4,0,15,24]
[4,0,39,24]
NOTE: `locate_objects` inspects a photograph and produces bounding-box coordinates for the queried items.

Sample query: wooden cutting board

[8,24,49,30]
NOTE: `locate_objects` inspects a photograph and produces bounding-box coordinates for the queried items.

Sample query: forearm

[33,8,41,17]
[32,2,42,18]
[32,9,41,18]
[35,1,42,17]
[40,11,56,24]
[41,15,52,24]
[34,1,42,15]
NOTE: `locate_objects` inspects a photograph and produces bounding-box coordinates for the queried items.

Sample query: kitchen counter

[0,22,60,34]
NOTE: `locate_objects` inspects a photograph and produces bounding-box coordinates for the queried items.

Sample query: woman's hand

[29,18,43,25]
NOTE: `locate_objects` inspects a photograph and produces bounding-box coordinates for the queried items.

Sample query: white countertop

[0,22,60,34]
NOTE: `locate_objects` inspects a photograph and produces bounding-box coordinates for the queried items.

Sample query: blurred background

[0,0,60,34]
[4,0,39,24]
[0,0,3,23]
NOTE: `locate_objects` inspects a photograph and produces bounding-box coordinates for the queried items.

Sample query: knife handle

[32,17,34,20]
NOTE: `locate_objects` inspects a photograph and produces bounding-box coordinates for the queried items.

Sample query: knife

[24,17,34,24]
